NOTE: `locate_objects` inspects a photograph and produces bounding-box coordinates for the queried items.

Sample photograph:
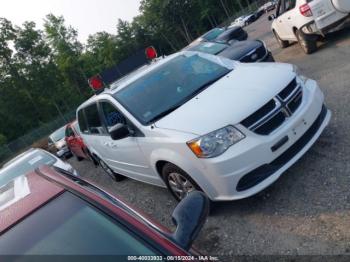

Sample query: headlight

[187,126,245,158]
[292,65,308,84]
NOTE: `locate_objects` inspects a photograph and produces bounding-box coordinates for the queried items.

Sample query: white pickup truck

[269,0,350,54]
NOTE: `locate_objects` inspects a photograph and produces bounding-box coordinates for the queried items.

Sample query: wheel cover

[297,31,307,51]
[168,172,195,200]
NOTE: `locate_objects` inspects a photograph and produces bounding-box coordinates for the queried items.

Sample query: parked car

[244,13,257,25]
[48,125,71,158]
[0,148,77,186]
[184,40,274,62]
[255,8,265,19]
[264,1,277,12]
[0,165,209,255]
[195,26,248,43]
[77,50,331,202]
[230,16,246,27]
[269,0,350,54]
[65,120,91,161]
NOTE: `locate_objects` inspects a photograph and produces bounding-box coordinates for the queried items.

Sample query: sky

[0,0,141,43]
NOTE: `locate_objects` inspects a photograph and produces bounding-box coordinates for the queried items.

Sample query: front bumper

[199,79,331,201]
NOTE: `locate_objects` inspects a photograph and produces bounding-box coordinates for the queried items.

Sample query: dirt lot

[68,12,350,260]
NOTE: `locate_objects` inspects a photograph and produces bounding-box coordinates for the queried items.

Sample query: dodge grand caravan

[77,51,331,201]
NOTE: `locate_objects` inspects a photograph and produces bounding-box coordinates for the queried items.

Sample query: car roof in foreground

[0,172,63,233]
[0,166,188,255]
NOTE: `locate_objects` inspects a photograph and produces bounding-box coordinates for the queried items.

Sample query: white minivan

[77,51,331,201]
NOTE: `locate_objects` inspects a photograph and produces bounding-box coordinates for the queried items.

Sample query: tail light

[299,3,313,17]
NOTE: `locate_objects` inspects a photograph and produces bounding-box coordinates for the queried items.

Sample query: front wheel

[99,159,125,182]
[295,29,317,54]
[162,163,201,201]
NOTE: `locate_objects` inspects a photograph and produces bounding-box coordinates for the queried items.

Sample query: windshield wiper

[146,103,183,124]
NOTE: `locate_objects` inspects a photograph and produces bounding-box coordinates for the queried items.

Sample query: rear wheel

[273,30,289,48]
[99,158,125,182]
[295,29,317,54]
[162,163,201,201]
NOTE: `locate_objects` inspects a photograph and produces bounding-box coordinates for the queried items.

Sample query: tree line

[0,0,260,144]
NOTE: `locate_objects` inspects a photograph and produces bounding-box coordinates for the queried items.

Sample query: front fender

[149,148,219,200]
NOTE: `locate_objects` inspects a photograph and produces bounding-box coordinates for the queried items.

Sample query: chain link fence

[0,110,76,165]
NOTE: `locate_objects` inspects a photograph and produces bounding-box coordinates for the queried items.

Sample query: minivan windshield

[114,54,231,124]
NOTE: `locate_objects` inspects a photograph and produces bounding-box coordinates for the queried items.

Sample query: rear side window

[85,104,105,135]
[78,110,88,134]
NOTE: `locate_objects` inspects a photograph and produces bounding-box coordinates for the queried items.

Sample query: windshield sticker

[28,155,43,165]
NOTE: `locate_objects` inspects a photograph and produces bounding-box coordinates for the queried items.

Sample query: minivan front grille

[241,78,302,135]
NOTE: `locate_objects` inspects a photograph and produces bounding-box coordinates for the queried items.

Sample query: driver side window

[100,102,126,131]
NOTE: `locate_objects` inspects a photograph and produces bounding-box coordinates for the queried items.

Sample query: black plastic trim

[236,105,327,192]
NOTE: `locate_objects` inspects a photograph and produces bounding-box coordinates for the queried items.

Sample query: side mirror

[170,191,210,250]
[268,14,275,21]
[109,123,130,140]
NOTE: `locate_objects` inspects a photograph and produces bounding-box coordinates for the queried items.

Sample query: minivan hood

[154,62,295,135]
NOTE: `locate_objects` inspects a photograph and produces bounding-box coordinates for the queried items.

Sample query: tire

[162,163,202,201]
[295,29,317,54]
[98,158,125,182]
[273,30,289,48]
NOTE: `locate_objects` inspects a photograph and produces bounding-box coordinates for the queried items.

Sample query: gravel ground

[68,12,350,260]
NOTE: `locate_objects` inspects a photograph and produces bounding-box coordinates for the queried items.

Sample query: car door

[65,126,77,153]
[71,125,86,158]
[274,0,288,39]
[281,0,297,39]
[96,100,155,184]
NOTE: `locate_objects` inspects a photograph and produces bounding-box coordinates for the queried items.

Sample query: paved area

[68,11,350,260]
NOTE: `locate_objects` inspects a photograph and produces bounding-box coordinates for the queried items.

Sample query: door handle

[103,141,118,148]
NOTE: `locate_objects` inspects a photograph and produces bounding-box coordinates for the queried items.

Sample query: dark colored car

[65,120,91,161]
[244,14,257,25]
[185,40,274,63]
[255,9,265,19]
[0,165,209,256]
[198,26,248,43]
